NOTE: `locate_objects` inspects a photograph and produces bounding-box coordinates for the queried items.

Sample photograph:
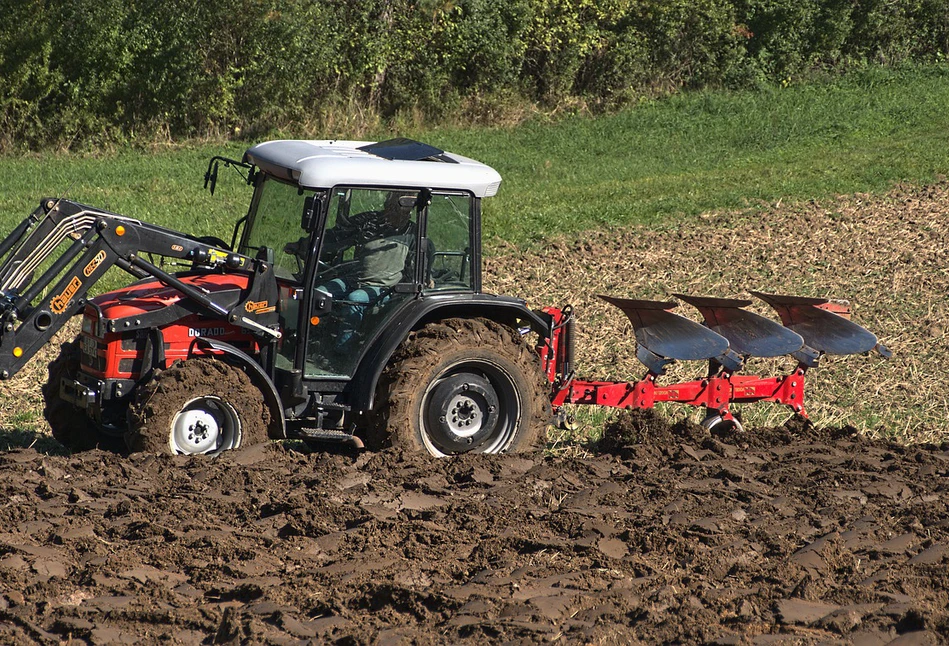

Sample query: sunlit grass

[2,65,946,257]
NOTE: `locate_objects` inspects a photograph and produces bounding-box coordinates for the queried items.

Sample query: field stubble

[486,180,949,445]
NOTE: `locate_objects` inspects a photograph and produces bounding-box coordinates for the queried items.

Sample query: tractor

[0,138,888,457]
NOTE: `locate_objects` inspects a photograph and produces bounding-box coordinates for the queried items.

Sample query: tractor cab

[234,139,503,428]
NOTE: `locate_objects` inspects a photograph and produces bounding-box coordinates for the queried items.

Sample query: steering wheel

[315,259,360,282]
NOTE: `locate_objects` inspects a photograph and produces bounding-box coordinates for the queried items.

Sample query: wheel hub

[425,373,500,453]
[444,392,486,435]
[169,397,241,455]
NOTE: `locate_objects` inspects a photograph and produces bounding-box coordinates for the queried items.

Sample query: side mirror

[204,159,219,195]
[204,156,255,195]
[301,195,320,231]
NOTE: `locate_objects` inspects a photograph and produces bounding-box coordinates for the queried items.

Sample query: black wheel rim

[420,360,521,456]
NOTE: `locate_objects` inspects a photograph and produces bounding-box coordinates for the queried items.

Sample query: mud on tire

[366,317,550,456]
[42,340,101,451]
[126,357,270,455]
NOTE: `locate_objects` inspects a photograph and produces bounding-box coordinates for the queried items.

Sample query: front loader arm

[0,198,278,379]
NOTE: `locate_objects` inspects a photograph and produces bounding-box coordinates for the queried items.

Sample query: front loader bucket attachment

[751,291,891,358]
[674,294,805,358]
[599,295,729,372]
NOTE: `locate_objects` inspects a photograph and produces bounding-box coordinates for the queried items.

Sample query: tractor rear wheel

[42,340,101,451]
[367,318,550,456]
[126,358,270,455]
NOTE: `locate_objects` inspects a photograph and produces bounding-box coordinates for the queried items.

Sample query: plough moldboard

[544,292,891,431]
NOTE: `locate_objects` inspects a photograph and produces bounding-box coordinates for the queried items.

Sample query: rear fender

[188,337,286,438]
[349,295,552,413]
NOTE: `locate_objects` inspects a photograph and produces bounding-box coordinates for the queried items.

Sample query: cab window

[425,193,473,291]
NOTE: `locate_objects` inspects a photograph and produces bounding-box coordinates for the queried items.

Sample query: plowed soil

[1,415,947,644]
[2,183,949,644]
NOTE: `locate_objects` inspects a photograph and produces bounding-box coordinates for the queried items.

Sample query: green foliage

[0,0,60,147]
[2,65,946,254]
[0,0,947,150]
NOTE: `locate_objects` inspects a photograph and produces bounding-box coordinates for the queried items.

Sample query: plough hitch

[546,292,889,430]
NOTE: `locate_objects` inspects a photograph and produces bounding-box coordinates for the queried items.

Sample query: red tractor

[0,138,888,457]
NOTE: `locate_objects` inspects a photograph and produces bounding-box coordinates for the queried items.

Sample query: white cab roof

[243,139,502,198]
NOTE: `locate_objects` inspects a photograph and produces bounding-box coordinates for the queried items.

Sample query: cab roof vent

[358,138,457,163]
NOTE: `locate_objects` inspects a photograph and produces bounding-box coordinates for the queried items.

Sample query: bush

[0,0,946,150]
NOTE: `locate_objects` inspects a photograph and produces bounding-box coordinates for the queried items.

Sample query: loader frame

[0,197,281,380]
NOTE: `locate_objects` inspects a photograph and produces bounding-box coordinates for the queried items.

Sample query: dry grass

[486,180,949,445]
[2,183,947,449]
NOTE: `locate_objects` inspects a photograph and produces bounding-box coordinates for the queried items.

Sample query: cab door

[236,174,320,376]
[301,187,421,378]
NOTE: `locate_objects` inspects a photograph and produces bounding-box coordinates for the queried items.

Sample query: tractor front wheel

[368,318,550,456]
[126,358,270,455]
[42,340,101,451]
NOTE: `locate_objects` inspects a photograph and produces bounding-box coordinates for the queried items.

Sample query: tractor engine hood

[86,273,251,335]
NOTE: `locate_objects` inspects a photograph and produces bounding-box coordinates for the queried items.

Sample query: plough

[542,292,891,431]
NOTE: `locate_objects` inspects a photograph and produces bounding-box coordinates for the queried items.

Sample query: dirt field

[1,183,948,644]
[0,414,946,644]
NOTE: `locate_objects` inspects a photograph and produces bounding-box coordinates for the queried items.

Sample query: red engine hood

[91,273,251,320]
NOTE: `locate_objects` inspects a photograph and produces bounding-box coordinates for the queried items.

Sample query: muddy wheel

[126,358,270,455]
[42,340,101,451]
[367,318,550,456]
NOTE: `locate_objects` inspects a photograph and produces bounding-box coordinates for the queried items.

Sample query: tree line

[1,0,946,150]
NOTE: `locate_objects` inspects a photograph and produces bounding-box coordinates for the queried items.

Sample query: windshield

[239,175,312,281]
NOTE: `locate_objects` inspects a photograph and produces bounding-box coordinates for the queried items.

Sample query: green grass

[0,144,250,239]
[1,64,947,269]
[463,65,949,246]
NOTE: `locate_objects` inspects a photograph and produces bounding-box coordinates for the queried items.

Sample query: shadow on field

[0,427,69,455]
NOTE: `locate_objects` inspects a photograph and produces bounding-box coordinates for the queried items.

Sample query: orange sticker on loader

[50,276,82,314]
[83,250,107,277]
[245,300,275,315]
